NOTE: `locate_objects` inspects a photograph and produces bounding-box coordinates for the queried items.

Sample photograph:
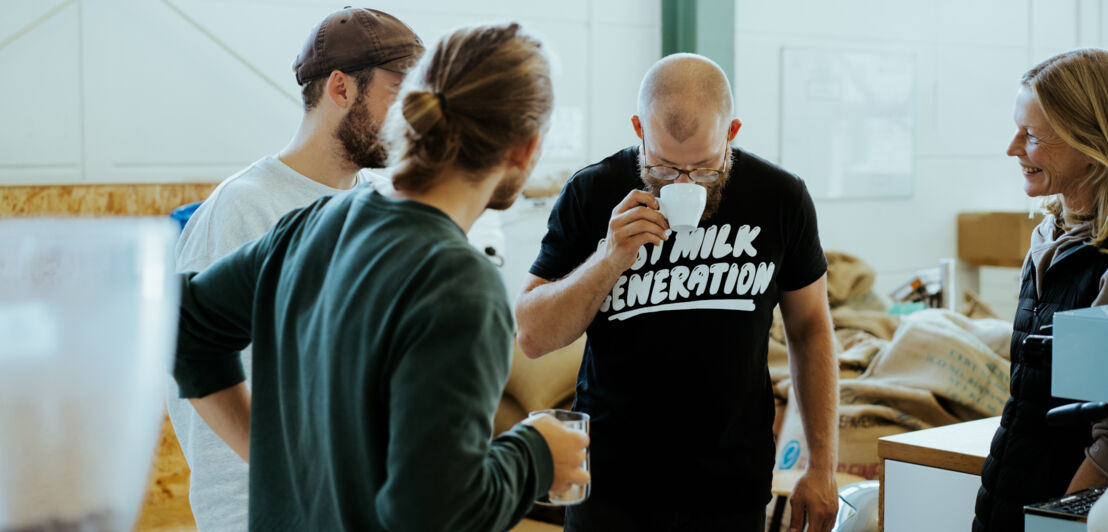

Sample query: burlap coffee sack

[505,335,586,414]
[837,336,886,372]
[962,289,1002,320]
[860,309,1011,418]
[831,308,900,341]
[826,251,877,306]
[770,334,879,399]
[773,383,935,483]
[769,382,922,532]
[768,338,789,387]
[773,310,1011,484]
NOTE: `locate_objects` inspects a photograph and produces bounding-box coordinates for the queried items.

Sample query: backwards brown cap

[293,7,424,85]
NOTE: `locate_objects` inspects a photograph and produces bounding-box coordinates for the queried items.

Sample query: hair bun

[401,90,445,135]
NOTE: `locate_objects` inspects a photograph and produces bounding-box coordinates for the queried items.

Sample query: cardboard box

[1053,305,1108,403]
[957,211,1044,267]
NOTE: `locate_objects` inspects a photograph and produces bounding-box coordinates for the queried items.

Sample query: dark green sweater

[173,187,553,531]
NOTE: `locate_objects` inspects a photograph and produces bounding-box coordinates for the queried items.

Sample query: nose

[1006,134,1023,157]
[675,174,693,184]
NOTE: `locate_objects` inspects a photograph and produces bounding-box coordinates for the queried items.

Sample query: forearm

[189,382,251,462]
[516,251,622,357]
[787,323,838,471]
[1067,456,1108,493]
[380,294,550,531]
[1070,421,1108,492]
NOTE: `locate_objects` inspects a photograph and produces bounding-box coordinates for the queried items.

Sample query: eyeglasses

[640,132,729,184]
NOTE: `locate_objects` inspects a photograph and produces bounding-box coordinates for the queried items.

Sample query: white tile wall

[0,0,662,186]
[0,1,83,181]
[5,0,1105,306]
[733,0,1108,298]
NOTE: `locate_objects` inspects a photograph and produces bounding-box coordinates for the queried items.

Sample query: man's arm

[376,281,553,532]
[189,382,251,462]
[174,227,273,460]
[779,274,839,532]
[515,190,667,358]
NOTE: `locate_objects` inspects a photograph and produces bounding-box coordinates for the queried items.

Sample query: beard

[638,147,733,221]
[336,90,389,169]
[486,165,528,210]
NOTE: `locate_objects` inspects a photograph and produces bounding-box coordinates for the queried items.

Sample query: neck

[385,164,504,232]
[277,114,361,190]
[1062,192,1094,219]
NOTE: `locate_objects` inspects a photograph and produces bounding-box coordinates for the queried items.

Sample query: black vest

[973,243,1108,532]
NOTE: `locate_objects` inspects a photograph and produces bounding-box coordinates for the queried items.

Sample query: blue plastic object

[170,201,203,232]
[887,301,927,316]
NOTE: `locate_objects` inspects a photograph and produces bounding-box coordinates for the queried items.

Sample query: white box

[1053,305,1108,402]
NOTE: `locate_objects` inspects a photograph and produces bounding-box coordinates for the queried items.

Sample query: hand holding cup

[657,182,707,232]
[523,409,591,504]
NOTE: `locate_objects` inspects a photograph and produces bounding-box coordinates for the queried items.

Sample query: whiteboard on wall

[780,48,915,199]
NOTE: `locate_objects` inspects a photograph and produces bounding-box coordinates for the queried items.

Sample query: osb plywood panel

[134,414,197,532]
[0,183,218,217]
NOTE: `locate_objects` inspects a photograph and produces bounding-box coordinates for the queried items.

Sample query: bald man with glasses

[516,53,839,532]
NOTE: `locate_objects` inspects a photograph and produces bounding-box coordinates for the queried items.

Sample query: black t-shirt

[530,146,827,509]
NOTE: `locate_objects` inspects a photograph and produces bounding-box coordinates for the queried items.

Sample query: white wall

[0,1,661,300]
[733,0,1108,296]
[0,0,659,186]
[12,1,1108,303]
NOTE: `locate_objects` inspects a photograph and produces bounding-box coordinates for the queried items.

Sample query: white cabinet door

[884,459,981,532]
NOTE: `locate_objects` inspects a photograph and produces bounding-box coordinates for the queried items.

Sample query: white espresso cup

[658,183,707,232]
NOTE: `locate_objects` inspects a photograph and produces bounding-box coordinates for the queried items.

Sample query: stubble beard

[486,166,528,210]
[336,89,389,169]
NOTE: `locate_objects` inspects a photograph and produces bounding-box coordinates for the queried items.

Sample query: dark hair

[300,67,376,111]
[384,23,553,192]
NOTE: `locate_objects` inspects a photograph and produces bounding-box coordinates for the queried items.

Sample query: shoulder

[557,147,640,215]
[565,147,639,194]
[426,240,504,296]
[209,159,277,200]
[175,164,270,270]
[355,193,504,298]
[731,146,811,198]
[189,160,281,225]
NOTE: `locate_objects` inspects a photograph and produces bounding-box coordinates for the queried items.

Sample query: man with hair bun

[171,22,589,531]
[516,53,840,531]
[168,7,423,531]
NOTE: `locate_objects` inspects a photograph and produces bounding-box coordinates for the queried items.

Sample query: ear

[631,115,644,139]
[508,132,542,170]
[326,70,353,109]
[727,118,742,142]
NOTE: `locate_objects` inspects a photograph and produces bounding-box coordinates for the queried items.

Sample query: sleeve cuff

[173,353,246,398]
[511,424,555,495]
[1087,438,1108,478]
[781,263,828,292]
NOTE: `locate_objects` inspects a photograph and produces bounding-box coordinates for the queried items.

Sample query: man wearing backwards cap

[167,8,423,531]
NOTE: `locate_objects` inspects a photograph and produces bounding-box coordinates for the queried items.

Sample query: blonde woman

[171,23,589,531]
[975,48,1108,532]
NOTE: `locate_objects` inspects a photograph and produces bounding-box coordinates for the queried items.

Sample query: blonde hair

[384,23,553,192]
[1023,48,1108,249]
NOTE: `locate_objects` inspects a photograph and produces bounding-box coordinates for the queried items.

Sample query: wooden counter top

[877,416,1000,475]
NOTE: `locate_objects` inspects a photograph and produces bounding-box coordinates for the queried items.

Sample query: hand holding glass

[525,409,590,505]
